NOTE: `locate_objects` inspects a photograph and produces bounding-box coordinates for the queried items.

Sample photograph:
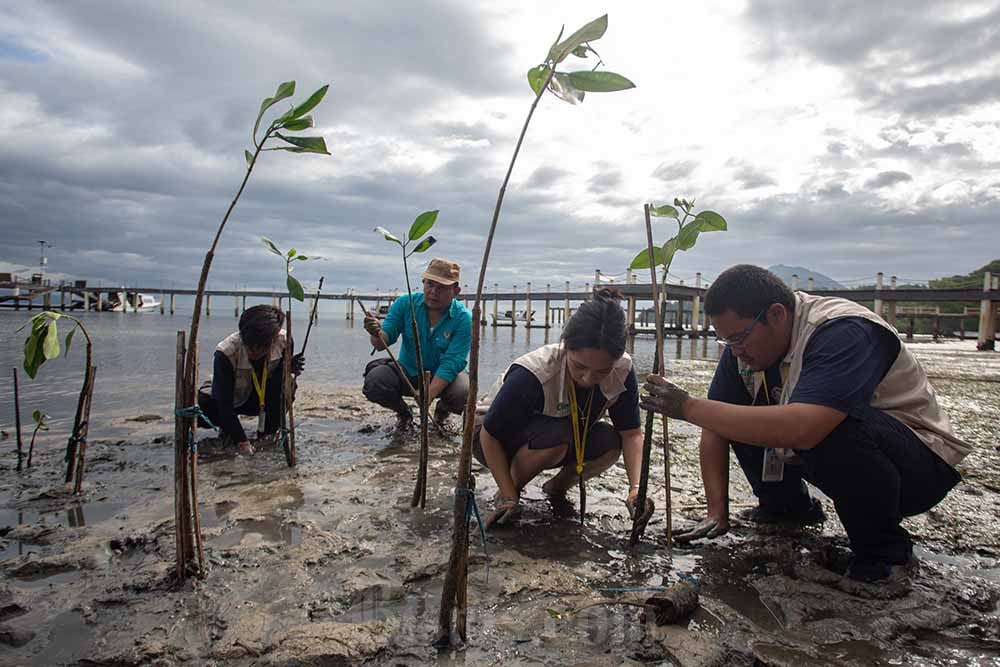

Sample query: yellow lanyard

[567,379,594,474]
[250,360,268,410]
[760,366,788,406]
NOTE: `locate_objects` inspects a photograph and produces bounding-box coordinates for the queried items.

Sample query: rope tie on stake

[456,486,490,582]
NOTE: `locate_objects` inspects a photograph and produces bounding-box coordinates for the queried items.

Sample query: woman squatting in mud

[473,287,645,528]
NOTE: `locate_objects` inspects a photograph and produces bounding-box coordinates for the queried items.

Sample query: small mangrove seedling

[173,80,332,580]
[19,311,95,491]
[260,237,321,465]
[627,198,727,545]
[374,210,439,509]
[436,13,635,648]
[28,409,49,468]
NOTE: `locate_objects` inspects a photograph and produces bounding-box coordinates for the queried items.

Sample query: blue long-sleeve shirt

[379,292,472,383]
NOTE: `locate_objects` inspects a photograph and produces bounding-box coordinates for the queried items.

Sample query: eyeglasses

[716,308,767,348]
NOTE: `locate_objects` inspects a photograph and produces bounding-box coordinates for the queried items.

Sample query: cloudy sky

[2,0,998,295]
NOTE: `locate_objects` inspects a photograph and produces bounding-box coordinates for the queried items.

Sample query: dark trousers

[197,383,283,437]
[733,406,960,564]
[362,358,469,416]
[472,416,622,469]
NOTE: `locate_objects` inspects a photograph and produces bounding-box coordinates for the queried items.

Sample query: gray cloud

[865,171,913,189]
[651,160,696,182]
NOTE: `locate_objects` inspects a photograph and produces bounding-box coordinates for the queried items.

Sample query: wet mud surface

[1,340,999,665]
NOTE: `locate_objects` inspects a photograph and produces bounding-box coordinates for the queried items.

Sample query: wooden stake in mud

[13,368,23,472]
[173,331,193,578]
[630,203,671,547]
[187,340,205,569]
[63,327,95,491]
[283,310,296,467]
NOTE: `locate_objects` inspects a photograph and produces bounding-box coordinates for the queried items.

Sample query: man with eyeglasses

[362,257,472,431]
[641,264,969,593]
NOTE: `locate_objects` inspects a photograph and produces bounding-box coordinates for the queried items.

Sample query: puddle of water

[0,501,127,530]
[10,569,83,590]
[29,609,92,666]
[209,518,302,549]
[0,541,45,561]
[916,546,1000,582]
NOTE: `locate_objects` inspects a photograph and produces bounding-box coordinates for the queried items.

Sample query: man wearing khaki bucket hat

[362,257,472,431]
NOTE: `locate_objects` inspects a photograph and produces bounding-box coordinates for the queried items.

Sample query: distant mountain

[767,265,844,290]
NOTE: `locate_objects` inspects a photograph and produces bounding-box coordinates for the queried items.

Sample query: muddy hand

[363,315,381,337]
[626,497,655,532]
[484,498,520,530]
[640,375,691,420]
[674,516,728,544]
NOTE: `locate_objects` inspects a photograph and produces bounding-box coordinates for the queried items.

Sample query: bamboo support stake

[173,331,191,579]
[186,340,205,569]
[13,368,23,472]
[301,277,325,353]
[284,310,297,467]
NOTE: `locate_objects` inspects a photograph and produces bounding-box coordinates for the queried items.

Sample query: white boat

[491,309,535,326]
[106,291,161,312]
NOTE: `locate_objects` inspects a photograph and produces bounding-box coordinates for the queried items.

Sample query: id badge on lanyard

[760,367,786,482]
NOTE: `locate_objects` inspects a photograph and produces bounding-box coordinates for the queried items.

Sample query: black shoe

[741,496,826,526]
[394,411,414,432]
[840,555,916,598]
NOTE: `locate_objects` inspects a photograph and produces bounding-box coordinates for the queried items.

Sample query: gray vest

[216,330,287,407]
[738,292,970,466]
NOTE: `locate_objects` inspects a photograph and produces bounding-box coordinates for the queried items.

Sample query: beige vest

[738,292,970,466]
[216,330,287,407]
[476,343,633,424]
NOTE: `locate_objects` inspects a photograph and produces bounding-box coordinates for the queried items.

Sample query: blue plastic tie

[457,486,490,583]
[175,405,214,453]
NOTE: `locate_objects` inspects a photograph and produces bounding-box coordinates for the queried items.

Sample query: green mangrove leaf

[287,248,297,258]
[548,73,585,105]
[295,255,310,261]
[548,14,608,64]
[527,65,551,96]
[408,210,439,241]
[694,210,727,231]
[276,133,330,155]
[374,226,402,245]
[254,80,296,141]
[23,330,40,379]
[287,274,305,302]
[42,320,60,359]
[676,222,701,251]
[629,246,663,270]
[245,150,254,165]
[282,84,329,121]
[261,237,283,256]
[650,204,679,219]
[410,235,437,254]
[280,116,313,132]
[565,70,635,92]
[32,409,42,423]
[64,326,75,357]
[673,197,682,207]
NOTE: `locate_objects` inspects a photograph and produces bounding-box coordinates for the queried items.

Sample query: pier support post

[585,282,590,300]
[160,293,165,315]
[874,272,884,320]
[60,284,66,311]
[492,283,499,327]
[241,294,247,314]
[169,293,174,315]
[564,281,570,323]
[234,294,239,318]
[886,276,897,328]
[594,269,601,286]
[691,272,702,338]
[544,283,551,329]
[83,290,90,312]
[807,276,815,291]
[98,292,104,312]
[525,282,532,329]
[791,274,799,291]
[978,272,996,351]
[206,294,211,317]
[511,285,517,326]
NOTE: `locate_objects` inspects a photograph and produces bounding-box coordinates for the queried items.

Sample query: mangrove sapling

[28,410,49,468]
[19,312,95,492]
[627,198,727,545]
[174,80,332,579]
[374,211,439,508]
[435,14,635,647]
[260,237,321,466]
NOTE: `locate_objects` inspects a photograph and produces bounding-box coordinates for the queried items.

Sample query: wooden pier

[3,270,998,350]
